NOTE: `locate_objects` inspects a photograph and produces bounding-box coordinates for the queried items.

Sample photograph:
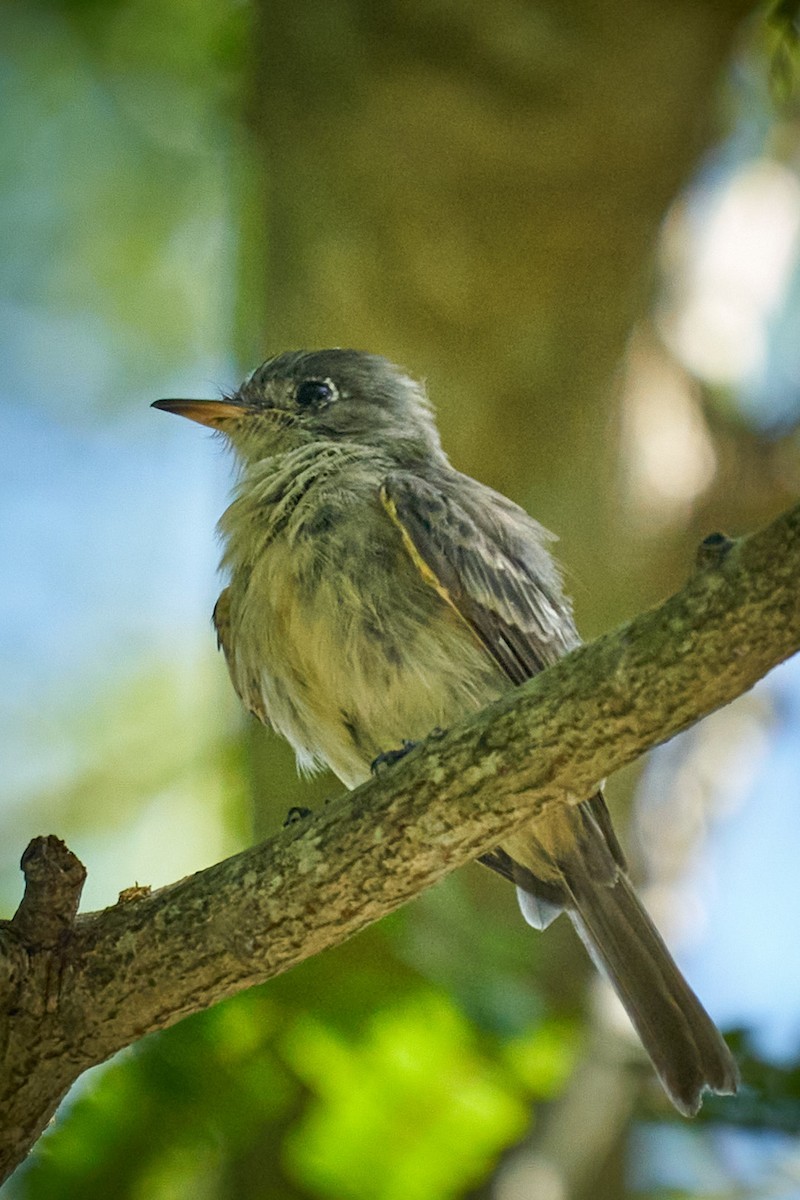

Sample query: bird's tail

[565,870,738,1115]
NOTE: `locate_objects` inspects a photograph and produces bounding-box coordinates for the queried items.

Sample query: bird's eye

[295,379,335,409]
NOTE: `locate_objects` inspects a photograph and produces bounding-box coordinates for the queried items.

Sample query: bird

[153,348,738,1115]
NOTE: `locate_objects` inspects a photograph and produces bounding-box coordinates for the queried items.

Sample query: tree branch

[1,501,798,1181]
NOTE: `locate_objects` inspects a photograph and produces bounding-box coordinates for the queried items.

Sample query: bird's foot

[283,805,313,827]
[371,740,418,774]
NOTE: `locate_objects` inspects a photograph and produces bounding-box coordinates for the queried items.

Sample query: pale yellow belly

[229,533,507,787]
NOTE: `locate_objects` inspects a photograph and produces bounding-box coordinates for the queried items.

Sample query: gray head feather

[230,349,445,464]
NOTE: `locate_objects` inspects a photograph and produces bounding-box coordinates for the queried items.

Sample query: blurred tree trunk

[242,3,758,1195]
[245,0,753,624]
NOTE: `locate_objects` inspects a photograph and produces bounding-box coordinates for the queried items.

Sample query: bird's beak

[151,396,248,430]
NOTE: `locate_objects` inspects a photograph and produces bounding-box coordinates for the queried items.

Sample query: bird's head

[153,349,444,465]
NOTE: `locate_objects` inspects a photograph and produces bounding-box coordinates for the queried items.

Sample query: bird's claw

[371,740,418,774]
[283,805,313,827]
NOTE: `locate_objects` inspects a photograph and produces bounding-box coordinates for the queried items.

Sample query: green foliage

[13,991,301,1200]
[282,994,529,1200]
[10,942,579,1200]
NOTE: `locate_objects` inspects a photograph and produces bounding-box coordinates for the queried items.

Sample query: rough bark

[1,501,798,1183]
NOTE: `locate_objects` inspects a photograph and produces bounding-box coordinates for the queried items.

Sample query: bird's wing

[380,469,578,685]
[379,469,625,881]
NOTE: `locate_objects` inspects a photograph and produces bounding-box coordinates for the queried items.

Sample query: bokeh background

[3,0,800,1197]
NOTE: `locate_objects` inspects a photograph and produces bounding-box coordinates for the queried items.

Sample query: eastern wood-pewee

[154,348,738,1115]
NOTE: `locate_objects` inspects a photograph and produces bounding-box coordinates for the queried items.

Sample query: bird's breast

[222,477,505,787]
